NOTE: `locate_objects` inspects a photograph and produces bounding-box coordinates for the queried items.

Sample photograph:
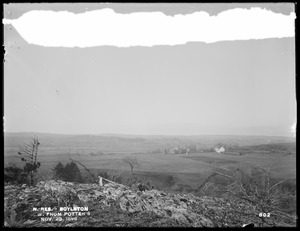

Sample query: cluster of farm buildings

[154,146,226,155]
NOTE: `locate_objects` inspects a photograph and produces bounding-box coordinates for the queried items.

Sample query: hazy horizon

[3,131,296,138]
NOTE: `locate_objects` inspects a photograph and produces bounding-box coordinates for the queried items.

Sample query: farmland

[4,132,296,194]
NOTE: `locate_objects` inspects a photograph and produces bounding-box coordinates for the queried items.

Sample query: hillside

[4,179,296,227]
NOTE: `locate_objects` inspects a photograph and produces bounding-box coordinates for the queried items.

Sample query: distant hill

[245,142,296,152]
[4,132,295,151]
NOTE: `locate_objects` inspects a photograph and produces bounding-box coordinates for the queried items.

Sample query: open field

[4,132,296,198]
[5,148,296,178]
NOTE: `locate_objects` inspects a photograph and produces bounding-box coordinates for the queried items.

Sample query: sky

[3,3,296,136]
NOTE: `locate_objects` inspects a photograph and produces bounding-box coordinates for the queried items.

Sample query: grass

[5,145,295,187]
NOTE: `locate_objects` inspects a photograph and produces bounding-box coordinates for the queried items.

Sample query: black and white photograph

[3,3,296,227]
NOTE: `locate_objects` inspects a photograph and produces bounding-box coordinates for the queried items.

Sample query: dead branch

[98,176,129,188]
[67,152,94,180]
[269,178,295,192]
[214,171,234,179]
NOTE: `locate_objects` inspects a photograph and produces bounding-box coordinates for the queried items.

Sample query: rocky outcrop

[4,180,296,227]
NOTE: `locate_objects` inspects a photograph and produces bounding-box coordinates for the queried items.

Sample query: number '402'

[259,213,270,217]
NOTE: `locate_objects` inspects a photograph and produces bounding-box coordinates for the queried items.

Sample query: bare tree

[17,136,41,185]
[123,157,139,175]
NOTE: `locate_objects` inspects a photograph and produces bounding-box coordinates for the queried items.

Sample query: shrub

[122,176,154,191]
[52,161,83,183]
[124,176,139,187]
[4,164,27,185]
[53,162,64,180]
[165,175,175,187]
[220,167,296,217]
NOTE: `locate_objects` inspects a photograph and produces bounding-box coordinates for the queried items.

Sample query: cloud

[3,7,296,47]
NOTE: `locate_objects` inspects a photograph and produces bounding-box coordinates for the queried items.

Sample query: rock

[65,223,77,227]
[4,180,296,227]
[23,220,35,225]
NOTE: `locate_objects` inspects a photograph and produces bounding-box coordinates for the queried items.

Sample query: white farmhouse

[215,146,225,153]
